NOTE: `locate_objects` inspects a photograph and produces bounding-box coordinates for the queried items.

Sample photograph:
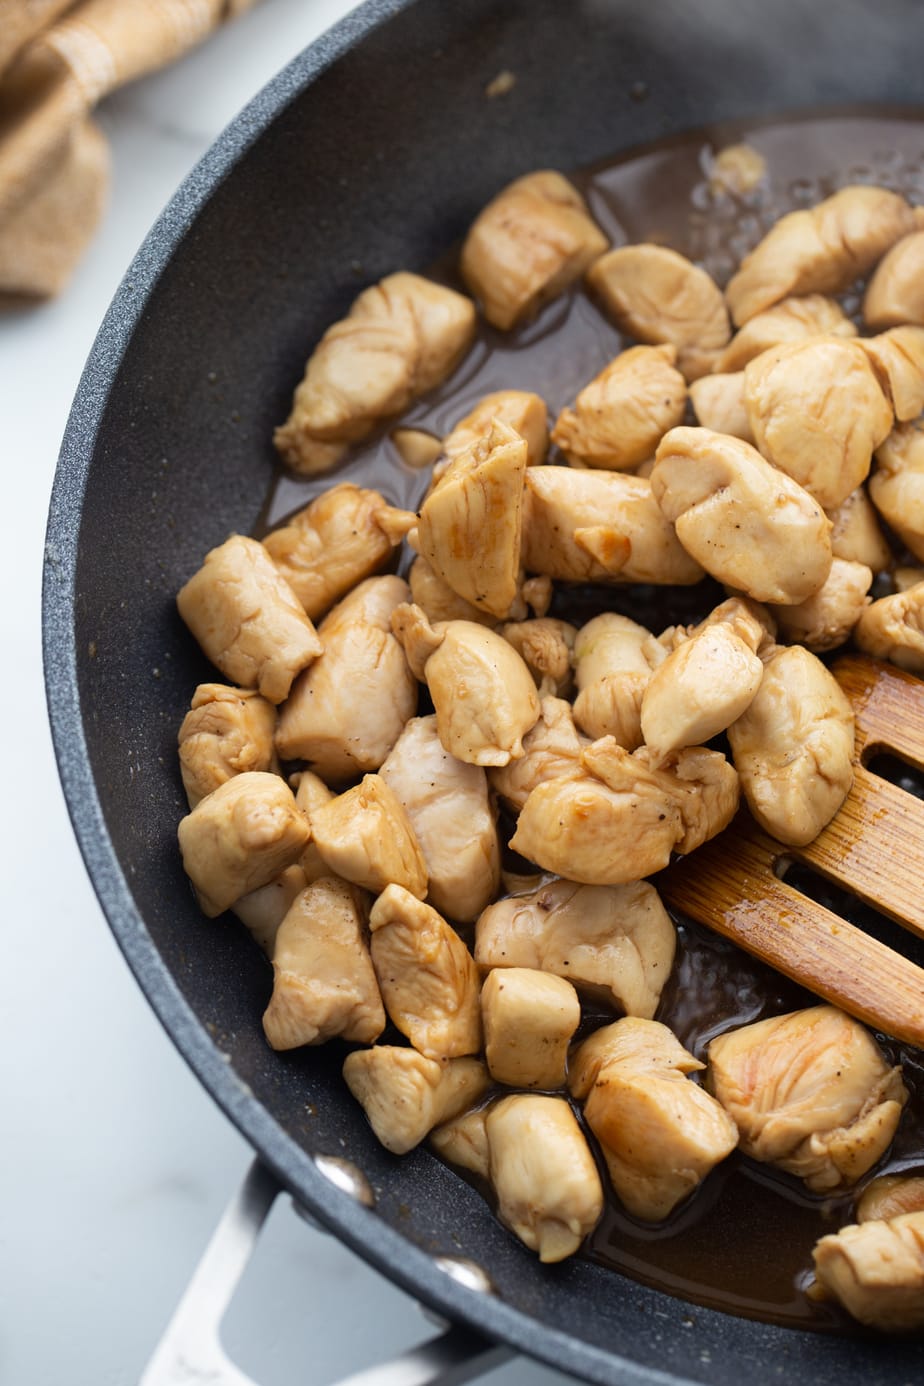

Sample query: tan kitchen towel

[0,0,258,298]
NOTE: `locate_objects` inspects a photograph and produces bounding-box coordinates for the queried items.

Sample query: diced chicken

[894,566,924,592]
[274,271,476,474]
[863,228,924,330]
[769,558,872,652]
[569,1014,703,1099]
[275,575,416,780]
[460,170,608,330]
[827,485,893,571]
[706,143,767,198]
[855,582,924,673]
[441,389,549,468]
[713,293,857,373]
[489,696,587,813]
[651,427,833,604]
[689,371,754,443]
[813,1212,924,1331]
[369,883,482,1059]
[871,419,924,562]
[858,1175,924,1224]
[177,771,309,918]
[343,1047,489,1155]
[498,618,576,698]
[309,774,428,899]
[858,326,924,422]
[551,344,687,470]
[429,1107,491,1180]
[727,643,854,845]
[292,769,335,884]
[262,877,385,1050]
[232,863,308,957]
[178,683,277,809]
[390,427,443,469]
[485,1094,604,1262]
[686,595,776,653]
[587,243,731,381]
[572,612,665,747]
[407,555,495,627]
[707,1005,907,1192]
[177,535,323,705]
[481,967,580,1089]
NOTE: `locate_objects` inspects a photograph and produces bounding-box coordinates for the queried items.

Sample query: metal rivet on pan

[433,1256,495,1295]
[313,1153,376,1207]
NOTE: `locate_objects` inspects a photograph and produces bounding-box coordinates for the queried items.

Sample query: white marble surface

[0,4,575,1383]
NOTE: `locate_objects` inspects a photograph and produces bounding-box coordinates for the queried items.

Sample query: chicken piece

[429,1107,491,1181]
[727,643,854,845]
[707,1006,907,1192]
[498,618,576,698]
[262,877,385,1050]
[292,769,335,884]
[369,883,482,1059]
[863,228,924,330]
[262,484,402,621]
[178,683,277,809]
[894,566,924,593]
[275,575,416,780]
[568,1015,698,1098]
[713,293,857,373]
[572,612,665,748]
[551,344,687,470]
[859,325,924,423]
[407,555,495,627]
[858,1175,924,1224]
[481,968,580,1089]
[460,170,608,330]
[689,372,754,443]
[707,143,767,198]
[379,715,500,924]
[488,696,587,813]
[743,338,893,510]
[390,427,443,469]
[725,185,918,326]
[813,1212,924,1331]
[231,863,308,957]
[587,243,731,381]
[826,485,893,572]
[177,535,323,705]
[274,271,476,474]
[854,582,924,673]
[686,595,776,653]
[343,1047,489,1155]
[474,876,676,1019]
[769,558,872,652]
[309,774,428,900]
[651,427,833,604]
[522,465,704,586]
[441,389,549,468]
[871,418,924,562]
[485,1095,604,1262]
[177,771,309,918]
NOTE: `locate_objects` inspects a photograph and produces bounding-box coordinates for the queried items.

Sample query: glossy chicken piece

[407,555,495,627]
[232,863,308,957]
[651,427,833,604]
[390,427,443,470]
[857,1175,924,1224]
[379,715,500,924]
[894,565,924,592]
[499,618,576,698]
[369,883,482,1059]
[460,170,608,330]
[870,419,924,560]
[863,228,924,330]
[587,243,731,381]
[441,389,549,469]
[275,575,416,780]
[177,535,322,705]
[727,643,854,845]
[429,1107,491,1181]
[854,582,924,673]
[588,740,740,855]
[489,696,586,813]
[725,185,918,325]
[309,774,428,899]
[706,142,767,197]
[826,485,893,571]
[769,558,872,652]
[343,1047,489,1155]
[551,344,687,470]
[481,967,580,1089]
[859,325,924,423]
[572,612,665,747]
[178,683,277,809]
[274,271,476,474]
[813,1213,924,1331]
[292,769,335,885]
[689,371,754,443]
[707,1006,906,1192]
[485,1095,604,1262]
[475,876,675,1019]
[262,877,385,1050]
[713,293,857,373]
[177,771,309,918]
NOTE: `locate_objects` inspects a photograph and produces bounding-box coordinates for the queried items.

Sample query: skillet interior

[43,0,924,1380]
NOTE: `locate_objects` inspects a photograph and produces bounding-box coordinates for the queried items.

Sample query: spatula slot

[776,859,924,971]
[864,751,924,803]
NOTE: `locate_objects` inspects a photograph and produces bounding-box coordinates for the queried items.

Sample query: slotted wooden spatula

[660,653,924,1047]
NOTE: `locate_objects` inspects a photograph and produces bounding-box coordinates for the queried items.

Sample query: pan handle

[139,1158,511,1386]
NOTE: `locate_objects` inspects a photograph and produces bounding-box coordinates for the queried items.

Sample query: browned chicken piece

[441,389,549,468]
[713,293,857,373]
[686,595,776,653]
[706,143,767,197]
[484,1095,604,1262]
[429,1107,491,1181]
[390,428,443,469]
[309,774,428,900]
[291,769,335,884]
[769,558,873,652]
[343,1047,489,1155]
[232,863,308,957]
[727,644,854,845]
[499,618,577,698]
[275,575,416,780]
[813,1212,924,1331]
[651,427,833,604]
[475,876,675,1018]
[871,419,924,561]
[274,271,476,474]
[460,170,608,331]
[178,683,277,809]
[369,883,482,1059]
[743,338,893,509]
[854,582,924,673]
[481,967,580,1089]
[522,465,704,586]
[551,344,687,470]
[262,877,385,1050]
[570,1017,738,1221]
[587,243,731,381]
[725,185,918,326]
[826,485,894,571]
[859,324,924,422]
[707,1006,907,1193]
[177,535,323,705]
[858,1175,924,1223]
[689,371,754,443]
[863,228,924,330]
[177,771,309,918]
[379,715,500,924]
[572,612,665,748]
[489,696,587,813]
[408,555,495,627]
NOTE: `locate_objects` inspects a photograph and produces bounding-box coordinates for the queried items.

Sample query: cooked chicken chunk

[871,418,924,561]
[379,715,500,924]
[407,555,495,627]
[177,535,323,705]
[713,293,857,373]
[369,883,482,1059]
[863,228,924,330]
[499,618,576,698]
[707,143,767,198]
[894,566,924,593]
[858,1175,924,1224]
[275,575,416,780]
[343,1047,489,1155]
[485,1095,604,1262]
[274,271,476,474]
[177,771,309,918]
[813,1212,924,1331]
[587,243,731,381]
[858,325,924,423]
[727,643,854,845]
[460,170,608,330]
[572,612,665,748]
[689,371,754,443]
[568,1014,702,1099]
[429,1107,491,1181]
[391,427,443,469]
[769,558,872,652]
[178,683,277,809]
[292,769,335,884]
[488,696,586,813]
[855,582,924,673]
[441,389,549,468]
[232,863,308,957]
[826,485,893,571]
[707,1006,906,1192]
[309,774,428,899]
[551,344,687,470]
[481,967,580,1089]
[262,877,385,1050]
[651,427,833,603]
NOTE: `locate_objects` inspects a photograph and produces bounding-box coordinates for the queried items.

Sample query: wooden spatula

[659,653,924,1047]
